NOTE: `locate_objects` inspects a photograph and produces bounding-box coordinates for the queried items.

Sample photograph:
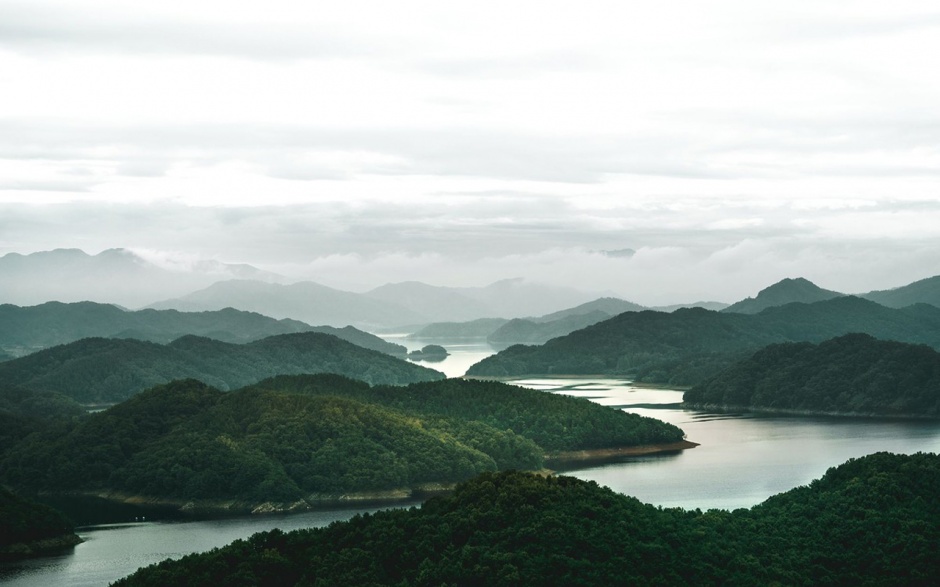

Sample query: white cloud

[1,1,939,302]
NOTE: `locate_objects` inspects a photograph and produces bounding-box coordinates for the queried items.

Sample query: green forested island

[0,376,684,511]
[684,333,940,417]
[113,452,940,586]
[0,487,81,560]
[407,344,449,361]
[0,333,441,405]
[468,296,940,385]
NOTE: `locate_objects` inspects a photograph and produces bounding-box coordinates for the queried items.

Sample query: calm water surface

[513,378,940,511]
[3,341,938,585]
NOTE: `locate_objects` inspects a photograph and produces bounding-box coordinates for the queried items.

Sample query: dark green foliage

[0,384,85,461]
[684,333,940,416]
[0,487,78,558]
[0,380,497,499]
[0,375,683,502]
[112,452,940,586]
[0,383,85,420]
[0,332,443,404]
[469,297,940,386]
[254,375,685,453]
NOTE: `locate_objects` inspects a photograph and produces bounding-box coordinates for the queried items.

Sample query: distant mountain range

[0,248,282,308]
[150,278,610,330]
[0,301,405,358]
[467,296,940,385]
[721,275,940,314]
[0,332,442,405]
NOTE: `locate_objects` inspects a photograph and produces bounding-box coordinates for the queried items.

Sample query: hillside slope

[0,333,442,404]
[684,333,940,417]
[0,302,316,355]
[468,297,940,385]
[0,376,684,509]
[722,277,843,314]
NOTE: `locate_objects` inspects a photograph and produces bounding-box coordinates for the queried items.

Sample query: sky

[1,0,939,305]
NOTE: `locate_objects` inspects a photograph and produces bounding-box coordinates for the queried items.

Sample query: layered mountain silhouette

[860,274,940,309]
[0,248,281,308]
[151,278,606,330]
[0,302,405,358]
[0,332,442,404]
[722,277,844,314]
[468,296,940,385]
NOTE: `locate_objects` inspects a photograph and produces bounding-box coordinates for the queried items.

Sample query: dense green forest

[468,296,940,385]
[113,452,940,586]
[0,487,81,560]
[0,376,682,507]
[252,375,684,453]
[683,333,940,417]
[0,332,442,404]
[0,301,406,357]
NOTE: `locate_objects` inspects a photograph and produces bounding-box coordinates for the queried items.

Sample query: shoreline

[545,440,699,469]
[682,403,940,421]
[464,374,692,391]
[40,441,699,520]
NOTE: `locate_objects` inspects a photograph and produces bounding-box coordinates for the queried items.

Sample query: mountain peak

[723,277,843,314]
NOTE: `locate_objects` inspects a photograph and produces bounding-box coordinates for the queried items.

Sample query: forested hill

[721,277,843,314]
[467,296,940,385]
[114,452,940,586]
[0,301,405,357]
[0,333,442,404]
[684,333,940,417]
[0,487,81,560]
[0,377,684,509]
[0,301,309,352]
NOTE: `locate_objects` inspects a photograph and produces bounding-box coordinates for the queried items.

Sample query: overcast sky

[1,0,939,304]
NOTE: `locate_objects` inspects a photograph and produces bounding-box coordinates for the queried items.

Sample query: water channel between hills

[3,339,939,586]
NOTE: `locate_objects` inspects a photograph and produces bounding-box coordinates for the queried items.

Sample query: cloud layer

[1,1,939,304]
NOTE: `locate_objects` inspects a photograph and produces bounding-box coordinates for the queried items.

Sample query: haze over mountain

[150,277,605,330]
[0,301,315,356]
[860,275,940,309]
[0,249,282,308]
[722,277,844,314]
[409,297,644,342]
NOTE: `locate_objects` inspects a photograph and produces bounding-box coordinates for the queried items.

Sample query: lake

[3,343,939,585]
